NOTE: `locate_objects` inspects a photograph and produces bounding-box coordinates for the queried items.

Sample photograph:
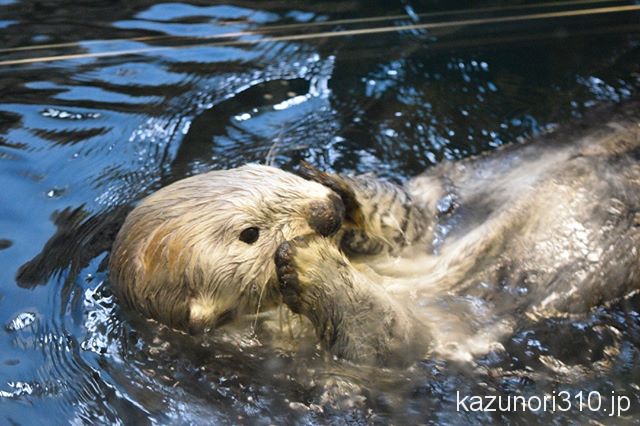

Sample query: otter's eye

[239,227,260,244]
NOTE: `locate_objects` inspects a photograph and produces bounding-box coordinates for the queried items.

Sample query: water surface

[1,0,640,424]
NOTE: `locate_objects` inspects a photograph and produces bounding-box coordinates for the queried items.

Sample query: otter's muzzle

[307,193,345,237]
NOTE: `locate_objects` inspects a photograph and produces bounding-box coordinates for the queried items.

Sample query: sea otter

[110,100,640,366]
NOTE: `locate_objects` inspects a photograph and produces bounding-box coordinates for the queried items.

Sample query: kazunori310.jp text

[456,390,630,416]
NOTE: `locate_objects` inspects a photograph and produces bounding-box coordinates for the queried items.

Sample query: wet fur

[110,101,640,366]
[289,101,640,363]
[275,236,427,367]
[109,165,339,333]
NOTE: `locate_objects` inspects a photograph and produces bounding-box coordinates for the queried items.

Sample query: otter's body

[284,101,640,363]
[384,101,640,315]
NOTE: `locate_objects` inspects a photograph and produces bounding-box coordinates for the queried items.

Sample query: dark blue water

[1,0,640,424]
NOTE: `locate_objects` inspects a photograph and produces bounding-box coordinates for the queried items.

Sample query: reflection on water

[0,0,639,423]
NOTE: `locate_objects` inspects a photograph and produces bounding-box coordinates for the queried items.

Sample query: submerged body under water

[1,0,640,424]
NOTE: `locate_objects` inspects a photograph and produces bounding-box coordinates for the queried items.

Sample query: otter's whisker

[251,278,269,332]
[265,138,280,167]
[287,311,296,340]
[278,304,284,334]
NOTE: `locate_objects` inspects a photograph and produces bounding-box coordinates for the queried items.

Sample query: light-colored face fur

[109,164,339,333]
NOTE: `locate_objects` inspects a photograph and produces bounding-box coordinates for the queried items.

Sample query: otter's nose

[307,193,345,237]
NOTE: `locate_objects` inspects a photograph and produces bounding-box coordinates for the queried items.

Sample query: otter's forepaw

[275,238,305,314]
[276,235,428,367]
[275,236,337,316]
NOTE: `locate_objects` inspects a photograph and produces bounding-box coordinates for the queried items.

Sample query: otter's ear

[295,162,366,229]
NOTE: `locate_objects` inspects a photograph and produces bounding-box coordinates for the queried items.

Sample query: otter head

[109,164,344,334]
